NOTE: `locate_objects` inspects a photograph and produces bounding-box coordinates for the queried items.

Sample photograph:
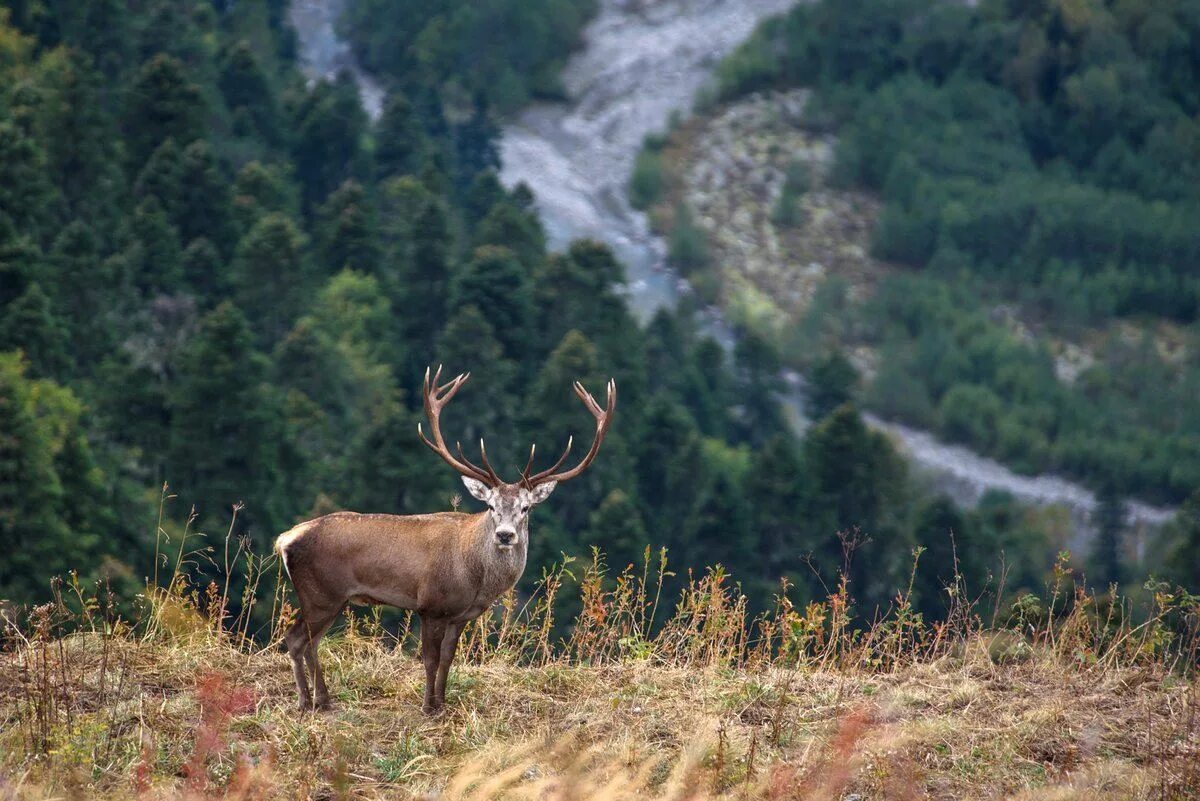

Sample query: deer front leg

[434,621,465,708]
[419,616,447,715]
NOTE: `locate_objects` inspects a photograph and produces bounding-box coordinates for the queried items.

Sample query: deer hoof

[315,698,334,713]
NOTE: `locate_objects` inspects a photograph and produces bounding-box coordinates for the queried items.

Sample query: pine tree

[181,237,224,299]
[527,331,628,531]
[124,54,207,169]
[808,350,859,421]
[36,50,125,223]
[218,40,279,143]
[733,332,786,446]
[586,489,649,575]
[126,197,183,295]
[375,91,424,179]
[745,433,806,583]
[0,282,70,377]
[177,140,234,251]
[683,471,755,584]
[168,301,282,538]
[475,200,546,271]
[1090,483,1127,589]
[1166,490,1200,592]
[400,200,451,373]
[436,305,518,467]
[0,353,100,601]
[316,181,380,278]
[450,246,534,359]
[0,120,53,238]
[291,74,367,207]
[231,212,307,344]
[133,138,183,218]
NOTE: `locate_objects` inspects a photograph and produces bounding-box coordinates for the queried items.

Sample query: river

[288,0,1176,552]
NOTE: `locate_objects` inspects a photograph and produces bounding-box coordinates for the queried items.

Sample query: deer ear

[462,477,492,502]
[528,481,557,505]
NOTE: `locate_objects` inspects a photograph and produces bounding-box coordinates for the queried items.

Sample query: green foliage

[0,0,1125,621]
[342,0,597,114]
[714,0,1200,506]
[667,203,710,275]
[628,138,665,210]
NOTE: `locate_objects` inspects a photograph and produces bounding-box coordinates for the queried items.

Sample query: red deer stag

[276,366,615,713]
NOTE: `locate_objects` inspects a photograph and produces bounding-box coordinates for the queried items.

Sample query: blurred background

[1,0,1198,625]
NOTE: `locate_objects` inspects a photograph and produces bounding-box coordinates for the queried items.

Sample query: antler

[417,365,504,486]
[521,379,617,488]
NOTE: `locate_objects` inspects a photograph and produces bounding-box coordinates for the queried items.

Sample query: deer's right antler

[417,365,504,487]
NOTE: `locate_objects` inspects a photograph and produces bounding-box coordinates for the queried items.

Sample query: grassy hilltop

[2,546,1197,800]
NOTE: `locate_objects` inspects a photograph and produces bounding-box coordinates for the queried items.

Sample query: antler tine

[521,444,537,478]
[418,366,500,486]
[523,378,616,487]
[522,436,574,487]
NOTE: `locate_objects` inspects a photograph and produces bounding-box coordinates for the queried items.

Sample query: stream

[289,0,1176,552]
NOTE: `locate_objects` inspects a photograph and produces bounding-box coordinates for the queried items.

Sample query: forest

[0,0,1196,633]
[672,0,1200,512]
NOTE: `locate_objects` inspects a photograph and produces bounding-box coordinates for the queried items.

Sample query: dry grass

[1,507,1198,800]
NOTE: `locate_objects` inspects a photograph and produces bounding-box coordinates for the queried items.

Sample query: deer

[275,366,615,714]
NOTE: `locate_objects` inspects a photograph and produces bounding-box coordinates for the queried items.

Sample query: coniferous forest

[0,0,1197,632]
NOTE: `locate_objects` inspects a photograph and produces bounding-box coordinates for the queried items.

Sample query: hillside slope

[2,562,1197,800]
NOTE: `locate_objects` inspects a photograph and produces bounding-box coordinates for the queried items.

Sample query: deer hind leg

[284,618,314,710]
[284,605,342,712]
[434,621,465,709]
[302,606,343,711]
[419,615,447,715]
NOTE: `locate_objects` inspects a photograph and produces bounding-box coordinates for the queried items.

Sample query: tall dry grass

[1,489,1198,799]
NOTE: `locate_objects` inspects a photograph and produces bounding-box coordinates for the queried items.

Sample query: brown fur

[277,507,527,713]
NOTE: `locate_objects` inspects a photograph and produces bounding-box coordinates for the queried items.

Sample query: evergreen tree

[231,212,307,344]
[732,332,786,446]
[219,40,279,143]
[126,196,183,294]
[453,93,499,189]
[1090,483,1128,588]
[0,354,102,601]
[0,120,53,238]
[527,331,627,531]
[181,237,224,299]
[585,489,648,575]
[35,49,125,223]
[291,73,367,207]
[450,246,534,360]
[475,200,546,270]
[1166,490,1200,592]
[745,433,807,586]
[124,54,207,169]
[316,181,380,278]
[231,161,299,235]
[375,91,424,179]
[436,305,519,467]
[134,138,184,217]
[683,471,755,586]
[803,404,911,611]
[0,282,70,377]
[808,350,859,421]
[400,200,451,373]
[167,301,282,538]
[177,141,234,251]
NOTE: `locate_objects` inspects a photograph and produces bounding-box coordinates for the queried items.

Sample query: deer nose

[496,530,515,546]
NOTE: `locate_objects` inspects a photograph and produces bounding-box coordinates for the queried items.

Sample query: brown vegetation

[1,519,1197,799]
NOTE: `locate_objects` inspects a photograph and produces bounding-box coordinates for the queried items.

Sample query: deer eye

[521,504,529,513]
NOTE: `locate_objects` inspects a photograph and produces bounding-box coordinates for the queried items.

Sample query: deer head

[417,365,616,551]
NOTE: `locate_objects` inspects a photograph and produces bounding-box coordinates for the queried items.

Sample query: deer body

[279,368,614,714]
